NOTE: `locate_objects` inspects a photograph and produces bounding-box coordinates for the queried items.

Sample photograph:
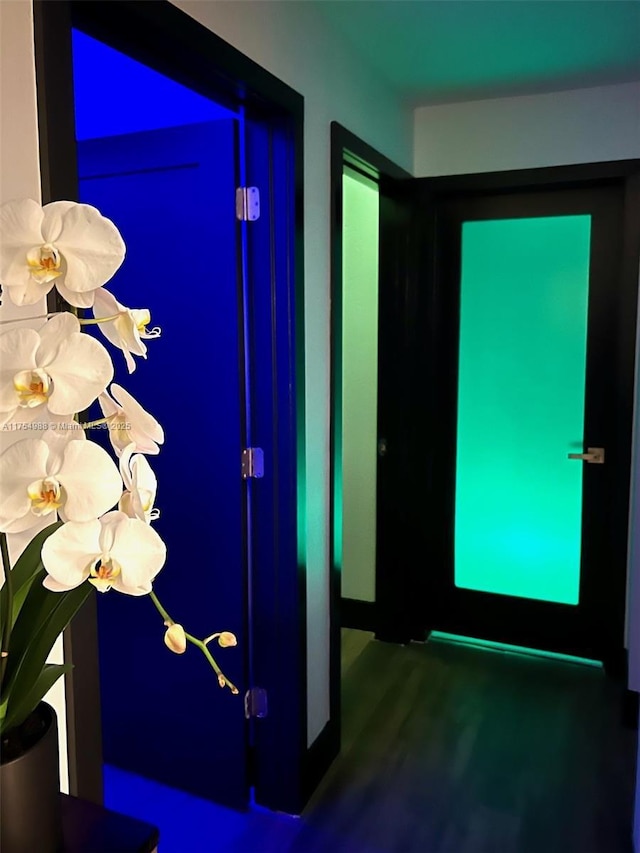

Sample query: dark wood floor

[232,631,637,853]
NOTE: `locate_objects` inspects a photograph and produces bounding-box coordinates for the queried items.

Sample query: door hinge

[236,186,260,221]
[244,687,268,719]
[241,447,264,479]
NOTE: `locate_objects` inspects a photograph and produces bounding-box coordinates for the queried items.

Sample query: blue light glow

[103,766,300,853]
[72,29,236,141]
[73,27,247,810]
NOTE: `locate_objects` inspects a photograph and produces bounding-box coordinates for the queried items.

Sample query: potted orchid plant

[0,199,238,853]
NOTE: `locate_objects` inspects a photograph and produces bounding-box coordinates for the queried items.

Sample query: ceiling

[312,0,640,105]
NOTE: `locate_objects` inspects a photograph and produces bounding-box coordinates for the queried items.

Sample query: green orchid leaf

[2,571,55,689]
[3,663,72,734]
[2,579,91,718]
[0,521,63,632]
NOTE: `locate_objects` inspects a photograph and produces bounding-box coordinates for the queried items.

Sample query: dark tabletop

[61,793,159,853]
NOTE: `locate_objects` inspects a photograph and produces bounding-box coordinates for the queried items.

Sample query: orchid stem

[147,591,238,694]
[0,312,58,325]
[0,533,13,692]
[149,590,171,624]
[79,314,120,325]
[79,417,109,429]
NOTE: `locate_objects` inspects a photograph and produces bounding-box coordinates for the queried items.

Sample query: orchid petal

[52,203,125,296]
[39,201,77,244]
[0,439,49,532]
[97,510,128,554]
[131,453,157,495]
[129,454,157,521]
[54,278,96,309]
[118,491,136,519]
[111,384,164,451]
[43,575,74,593]
[41,519,102,591]
[45,333,113,415]
[38,423,83,471]
[119,448,157,522]
[57,440,123,522]
[118,443,136,491]
[92,286,120,316]
[0,327,39,412]
[0,200,47,304]
[110,517,166,595]
[113,315,147,357]
[98,390,119,419]
[35,312,81,367]
[93,288,147,373]
[3,277,55,307]
[0,409,41,450]
[123,349,137,374]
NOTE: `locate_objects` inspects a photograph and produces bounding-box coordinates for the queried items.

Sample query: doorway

[328,124,413,757]
[408,166,640,667]
[72,28,248,808]
[338,167,380,621]
[330,134,640,760]
[34,0,307,817]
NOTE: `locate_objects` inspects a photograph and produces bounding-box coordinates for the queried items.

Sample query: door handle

[567,447,605,464]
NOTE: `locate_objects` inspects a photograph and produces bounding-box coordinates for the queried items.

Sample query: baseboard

[341,597,377,632]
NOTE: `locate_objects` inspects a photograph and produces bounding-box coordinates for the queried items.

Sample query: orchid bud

[164,623,186,654]
[217,632,237,648]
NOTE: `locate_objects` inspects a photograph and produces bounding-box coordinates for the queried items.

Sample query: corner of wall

[0,0,69,795]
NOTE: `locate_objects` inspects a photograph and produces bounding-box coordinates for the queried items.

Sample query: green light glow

[430,631,602,668]
[455,216,591,605]
[338,169,379,603]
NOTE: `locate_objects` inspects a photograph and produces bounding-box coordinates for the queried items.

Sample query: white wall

[414,82,640,177]
[0,0,69,793]
[171,0,413,745]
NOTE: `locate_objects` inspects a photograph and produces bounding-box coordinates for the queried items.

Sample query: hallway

[106,632,636,852]
[284,633,636,852]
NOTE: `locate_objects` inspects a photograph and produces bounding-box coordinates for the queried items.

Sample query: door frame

[407,162,640,670]
[33,0,309,813]
[328,123,412,755]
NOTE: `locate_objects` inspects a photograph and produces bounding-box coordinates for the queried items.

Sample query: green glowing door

[423,184,632,659]
[455,215,590,606]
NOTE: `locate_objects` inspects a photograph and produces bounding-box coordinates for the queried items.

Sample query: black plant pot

[1,702,63,853]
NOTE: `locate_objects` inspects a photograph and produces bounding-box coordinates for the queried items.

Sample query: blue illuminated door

[77,120,250,808]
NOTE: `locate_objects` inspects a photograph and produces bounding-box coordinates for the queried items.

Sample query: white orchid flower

[41,510,166,595]
[0,433,123,534]
[93,288,161,374]
[118,443,158,523]
[0,313,113,424]
[0,409,84,457]
[99,384,164,457]
[0,199,125,308]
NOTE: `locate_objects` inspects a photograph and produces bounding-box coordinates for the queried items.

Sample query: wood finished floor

[231,631,637,853]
